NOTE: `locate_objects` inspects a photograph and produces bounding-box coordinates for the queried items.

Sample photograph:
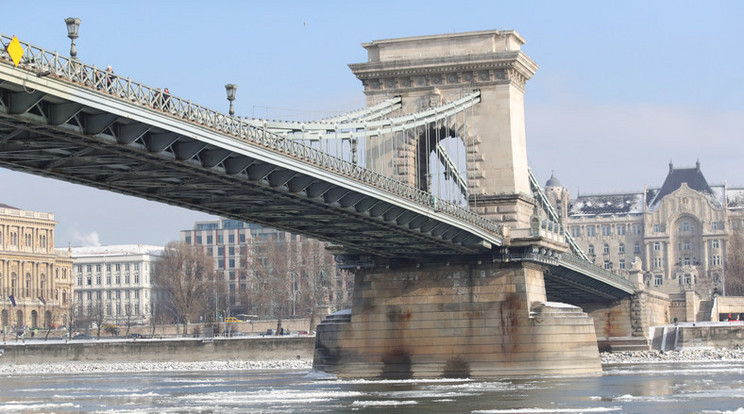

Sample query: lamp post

[225,84,237,116]
[64,17,81,59]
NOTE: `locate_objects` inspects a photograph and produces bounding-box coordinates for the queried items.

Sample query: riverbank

[0,358,314,375]
[601,347,744,364]
[3,347,743,376]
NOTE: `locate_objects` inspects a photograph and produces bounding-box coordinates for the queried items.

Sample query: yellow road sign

[7,36,23,67]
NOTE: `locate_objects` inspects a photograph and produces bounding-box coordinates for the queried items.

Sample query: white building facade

[71,245,163,326]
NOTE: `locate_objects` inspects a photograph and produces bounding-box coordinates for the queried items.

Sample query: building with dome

[547,162,744,306]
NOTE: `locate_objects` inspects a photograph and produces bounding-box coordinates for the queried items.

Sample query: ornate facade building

[71,245,163,326]
[0,204,73,331]
[550,162,744,301]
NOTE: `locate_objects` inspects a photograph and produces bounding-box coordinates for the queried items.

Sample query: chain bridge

[1,29,648,378]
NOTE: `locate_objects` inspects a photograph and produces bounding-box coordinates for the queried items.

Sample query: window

[115,264,121,271]
[712,239,720,249]
[632,224,642,235]
[684,273,692,285]
[125,275,130,284]
[586,226,596,237]
[86,265,92,272]
[106,275,111,284]
[196,235,202,245]
[603,244,610,254]
[653,242,661,251]
[125,290,130,299]
[125,264,130,271]
[617,224,626,235]
[77,276,83,286]
[134,263,139,271]
[239,233,246,243]
[604,260,612,270]
[106,264,111,272]
[588,244,595,255]
[185,235,192,244]
[218,234,224,244]
[601,225,611,236]
[96,275,101,285]
[229,246,235,256]
[96,264,101,272]
[619,259,626,269]
[619,243,625,254]
[683,240,690,250]
[87,276,92,286]
[116,275,121,284]
[684,257,691,266]
[571,226,581,237]
[655,274,663,286]
[228,234,235,244]
[229,258,235,268]
[207,235,213,244]
[134,290,139,299]
[218,246,224,256]
[712,222,719,230]
[134,274,140,284]
[711,255,721,266]
[653,224,660,233]
[653,257,664,268]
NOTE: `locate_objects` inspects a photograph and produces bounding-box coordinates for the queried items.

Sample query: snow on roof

[569,193,645,216]
[66,244,164,258]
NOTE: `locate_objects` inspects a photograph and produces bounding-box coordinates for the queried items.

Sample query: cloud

[71,231,102,247]
[526,101,744,194]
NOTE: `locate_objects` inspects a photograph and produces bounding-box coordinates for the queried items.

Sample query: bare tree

[90,299,107,338]
[726,229,744,296]
[152,241,216,336]
[250,237,296,334]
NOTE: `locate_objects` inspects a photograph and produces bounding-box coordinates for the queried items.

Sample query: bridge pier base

[313,260,601,378]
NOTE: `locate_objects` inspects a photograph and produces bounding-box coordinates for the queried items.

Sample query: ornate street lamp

[225,84,237,116]
[64,17,81,59]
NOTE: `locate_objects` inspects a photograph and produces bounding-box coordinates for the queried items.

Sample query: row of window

[77,273,142,286]
[77,263,141,273]
[0,229,51,249]
[573,223,643,237]
[588,242,641,256]
[79,302,144,316]
[78,289,145,301]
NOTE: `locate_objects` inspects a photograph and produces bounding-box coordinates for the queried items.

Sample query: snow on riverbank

[601,347,744,364]
[3,348,741,375]
[0,359,313,375]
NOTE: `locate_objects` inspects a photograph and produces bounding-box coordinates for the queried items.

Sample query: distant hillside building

[0,204,73,331]
[549,162,744,300]
[70,245,163,326]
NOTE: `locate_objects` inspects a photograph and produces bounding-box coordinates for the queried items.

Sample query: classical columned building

[0,204,73,330]
[70,245,163,326]
[549,162,744,301]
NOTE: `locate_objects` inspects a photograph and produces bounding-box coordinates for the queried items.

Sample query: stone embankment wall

[674,323,744,349]
[0,336,316,365]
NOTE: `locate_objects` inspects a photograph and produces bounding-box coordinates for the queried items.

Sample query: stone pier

[313,259,601,378]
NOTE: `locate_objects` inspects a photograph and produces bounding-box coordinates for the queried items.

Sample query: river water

[2,360,744,413]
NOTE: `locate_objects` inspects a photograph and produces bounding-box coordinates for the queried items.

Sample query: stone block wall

[314,261,601,378]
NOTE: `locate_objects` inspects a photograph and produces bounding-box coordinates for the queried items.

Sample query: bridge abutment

[313,260,601,378]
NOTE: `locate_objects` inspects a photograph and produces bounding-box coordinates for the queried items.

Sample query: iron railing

[0,33,502,236]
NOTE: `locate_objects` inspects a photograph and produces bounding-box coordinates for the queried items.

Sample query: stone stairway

[696,300,713,322]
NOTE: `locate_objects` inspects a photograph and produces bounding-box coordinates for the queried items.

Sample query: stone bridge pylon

[350,29,538,231]
[314,30,604,378]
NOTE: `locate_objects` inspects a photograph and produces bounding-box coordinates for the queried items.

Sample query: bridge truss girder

[0,78,496,259]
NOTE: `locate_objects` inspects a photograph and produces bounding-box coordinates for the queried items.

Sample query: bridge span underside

[0,66,496,259]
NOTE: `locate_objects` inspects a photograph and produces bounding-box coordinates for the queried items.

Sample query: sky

[1,1,743,248]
